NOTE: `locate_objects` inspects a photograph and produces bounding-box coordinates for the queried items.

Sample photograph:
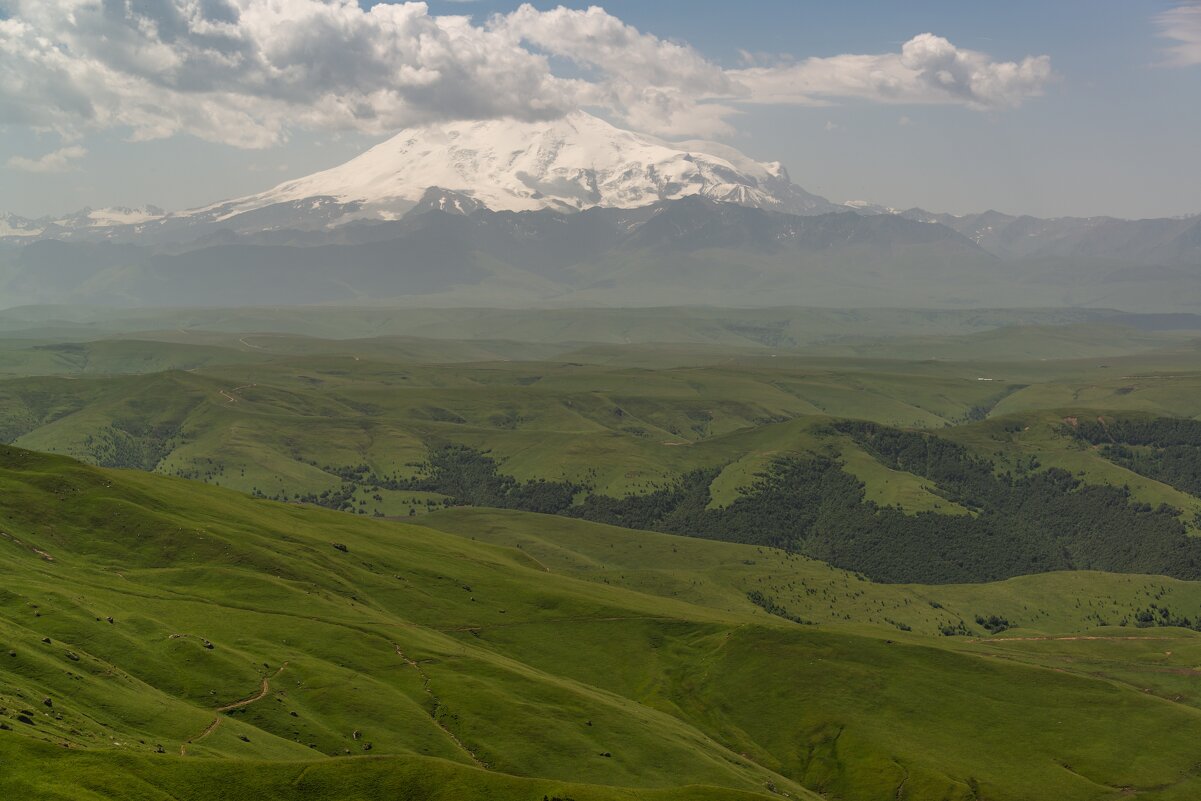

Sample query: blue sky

[2,1,1198,219]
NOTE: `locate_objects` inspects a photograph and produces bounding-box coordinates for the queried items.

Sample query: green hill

[5,446,1201,799]
[4,328,1201,583]
[6,330,1200,507]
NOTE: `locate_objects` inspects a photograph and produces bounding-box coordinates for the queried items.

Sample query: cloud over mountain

[0,1,1053,148]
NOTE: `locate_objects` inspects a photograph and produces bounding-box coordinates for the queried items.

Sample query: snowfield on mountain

[190,111,840,223]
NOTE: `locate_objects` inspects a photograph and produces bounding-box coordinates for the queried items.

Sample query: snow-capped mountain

[4,110,1195,293]
[0,207,164,240]
[0,112,842,245]
[200,110,839,223]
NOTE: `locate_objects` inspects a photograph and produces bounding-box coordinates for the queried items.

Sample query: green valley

[2,306,1201,799]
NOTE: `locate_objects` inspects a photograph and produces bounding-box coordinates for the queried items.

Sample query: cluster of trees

[940,620,972,637]
[558,444,1195,584]
[388,445,581,515]
[1132,604,1201,630]
[290,423,1201,585]
[819,421,1200,582]
[746,590,812,624]
[290,483,359,513]
[569,423,1201,584]
[1072,417,1201,498]
[1074,417,1201,447]
[85,419,181,470]
[569,469,717,531]
[975,614,1010,634]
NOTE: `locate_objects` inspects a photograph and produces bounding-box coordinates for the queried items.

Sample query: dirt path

[180,662,287,755]
[0,531,54,561]
[218,383,257,404]
[238,337,266,350]
[392,643,487,769]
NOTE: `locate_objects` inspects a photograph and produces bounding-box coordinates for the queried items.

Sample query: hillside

[3,322,1201,585]
[6,445,1201,800]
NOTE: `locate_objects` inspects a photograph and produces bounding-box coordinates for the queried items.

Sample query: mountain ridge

[900,207,1201,264]
[1,198,1001,307]
[2,111,1196,263]
[0,113,1196,311]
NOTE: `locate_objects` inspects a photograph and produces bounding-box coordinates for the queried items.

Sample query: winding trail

[0,530,54,561]
[392,643,487,769]
[180,662,287,756]
[218,383,257,404]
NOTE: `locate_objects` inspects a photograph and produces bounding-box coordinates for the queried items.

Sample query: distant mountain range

[1,112,1197,310]
[899,207,1201,265]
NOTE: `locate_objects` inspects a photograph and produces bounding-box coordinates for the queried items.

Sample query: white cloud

[493,4,740,135]
[0,2,1053,147]
[1155,3,1201,67]
[0,0,582,147]
[731,33,1052,110]
[6,145,88,173]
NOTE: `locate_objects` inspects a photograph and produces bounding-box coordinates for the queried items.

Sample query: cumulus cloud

[0,1,1053,147]
[6,145,88,173]
[1155,3,1201,66]
[731,33,1052,109]
[493,4,741,135]
[0,0,582,147]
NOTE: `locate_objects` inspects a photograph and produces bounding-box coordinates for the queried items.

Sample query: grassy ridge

[5,336,1201,513]
[421,507,1201,635]
[4,447,1201,798]
[0,446,810,797]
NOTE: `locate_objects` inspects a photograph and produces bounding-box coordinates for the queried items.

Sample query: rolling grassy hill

[6,445,1201,799]
[2,327,1201,540]
[2,311,1201,798]
[0,344,1035,498]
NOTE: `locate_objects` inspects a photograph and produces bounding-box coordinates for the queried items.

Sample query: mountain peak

[206,111,839,223]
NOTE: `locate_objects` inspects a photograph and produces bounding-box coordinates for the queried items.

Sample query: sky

[1,0,1199,220]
